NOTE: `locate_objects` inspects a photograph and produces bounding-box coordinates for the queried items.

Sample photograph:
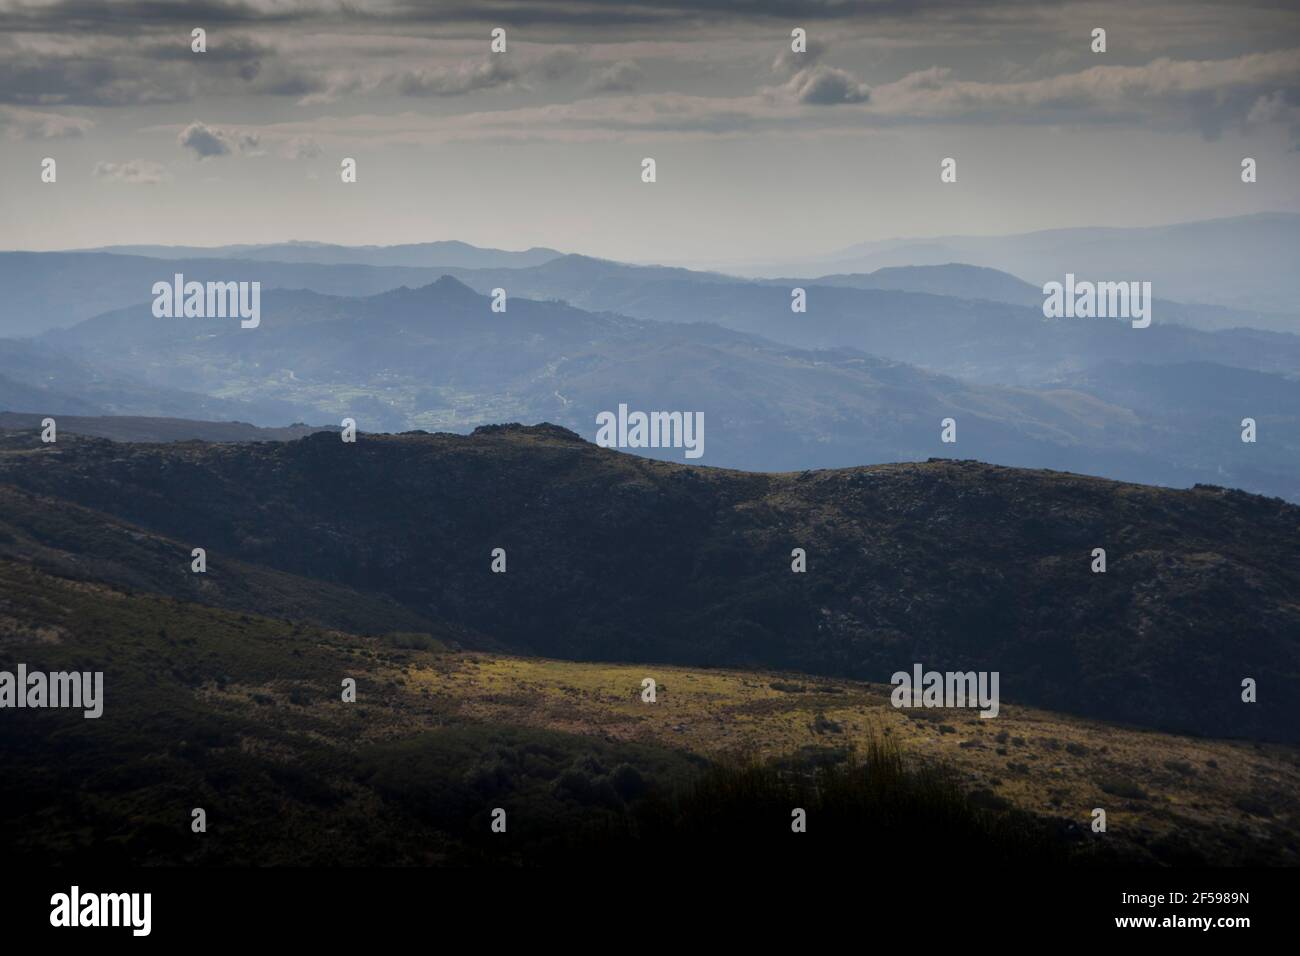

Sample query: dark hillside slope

[0,424,1295,741]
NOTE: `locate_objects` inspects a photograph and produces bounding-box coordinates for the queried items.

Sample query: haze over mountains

[2,214,1298,502]
[5,214,1298,335]
[719,213,1300,316]
[8,274,1289,497]
[28,279,1139,475]
[69,240,565,270]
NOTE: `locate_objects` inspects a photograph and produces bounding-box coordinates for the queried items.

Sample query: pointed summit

[426,274,482,300]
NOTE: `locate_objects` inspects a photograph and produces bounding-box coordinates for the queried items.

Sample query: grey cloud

[396,57,519,96]
[244,43,1300,149]
[772,38,829,77]
[177,121,261,158]
[179,121,230,157]
[787,65,870,104]
[534,48,582,81]
[865,50,1300,139]
[0,0,905,34]
[254,72,326,96]
[148,33,325,94]
[5,2,1291,121]
[0,49,185,106]
[1186,85,1300,144]
[0,0,309,33]
[0,32,321,107]
[285,135,323,159]
[147,33,272,63]
[0,105,93,139]
[0,107,92,141]
[587,60,643,93]
[92,159,171,183]
[235,130,263,154]
[306,49,588,103]
[0,0,1291,51]
[770,38,869,106]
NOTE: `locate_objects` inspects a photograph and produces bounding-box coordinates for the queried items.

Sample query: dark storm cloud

[0,49,185,106]
[146,33,273,62]
[1,0,1296,47]
[0,0,305,34]
[0,0,1049,35]
[0,31,323,106]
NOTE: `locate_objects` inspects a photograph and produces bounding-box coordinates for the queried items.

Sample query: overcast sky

[2,0,1298,265]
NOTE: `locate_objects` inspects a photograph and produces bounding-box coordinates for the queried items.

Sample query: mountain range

[3,222,1298,868]
[19,275,1293,500]
[69,239,564,270]
[7,215,1299,337]
[719,213,1300,316]
[3,219,1298,502]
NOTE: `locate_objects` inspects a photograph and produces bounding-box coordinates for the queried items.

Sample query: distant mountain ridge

[787,263,1044,308]
[731,213,1300,315]
[67,239,565,270]
[8,217,1297,338]
[18,276,1294,500]
[0,412,337,443]
[0,252,451,336]
[0,242,562,337]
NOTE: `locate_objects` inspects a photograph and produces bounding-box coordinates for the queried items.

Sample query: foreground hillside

[0,561,1293,866]
[1,423,1296,742]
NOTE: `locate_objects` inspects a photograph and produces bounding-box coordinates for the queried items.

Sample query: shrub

[1099,777,1148,800]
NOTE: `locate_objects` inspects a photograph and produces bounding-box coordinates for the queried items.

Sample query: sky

[2,0,1299,266]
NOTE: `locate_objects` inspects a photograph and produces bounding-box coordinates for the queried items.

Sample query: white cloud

[298,51,582,104]
[783,65,870,105]
[0,105,93,140]
[868,48,1300,120]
